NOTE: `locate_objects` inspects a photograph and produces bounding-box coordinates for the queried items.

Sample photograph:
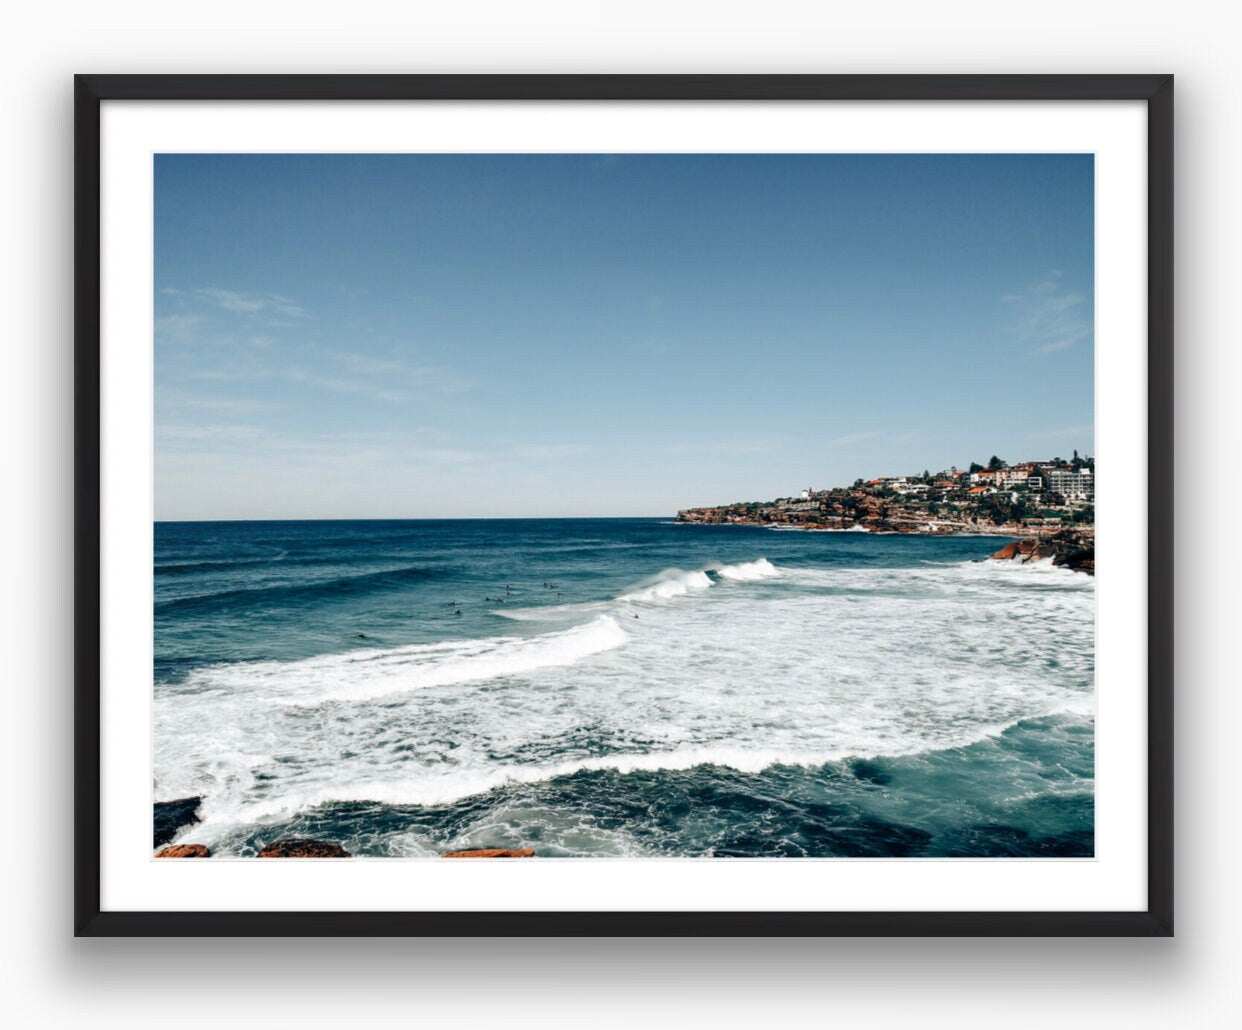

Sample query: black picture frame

[75,73,1173,937]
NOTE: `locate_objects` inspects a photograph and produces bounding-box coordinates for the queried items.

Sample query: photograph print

[152,153,1096,861]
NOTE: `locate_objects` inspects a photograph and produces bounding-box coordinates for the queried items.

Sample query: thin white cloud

[665,439,778,457]
[157,426,485,469]
[154,312,204,342]
[284,367,412,404]
[157,424,266,442]
[158,394,279,415]
[169,346,468,403]
[325,348,471,393]
[507,443,594,461]
[824,430,883,449]
[1003,272,1092,356]
[195,288,309,319]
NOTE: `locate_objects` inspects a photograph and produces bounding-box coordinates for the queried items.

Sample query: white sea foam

[180,705,1092,836]
[155,553,1095,847]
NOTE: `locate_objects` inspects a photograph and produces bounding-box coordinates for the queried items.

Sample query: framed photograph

[75,74,1173,936]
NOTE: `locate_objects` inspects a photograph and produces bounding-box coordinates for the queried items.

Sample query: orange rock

[258,839,351,858]
[155,843,209,858]
[441,848,535,858]
[1028,540,1057,560]
[991,541,1020,560]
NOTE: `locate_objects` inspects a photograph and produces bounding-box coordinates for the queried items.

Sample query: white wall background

[2,2,1235,1026]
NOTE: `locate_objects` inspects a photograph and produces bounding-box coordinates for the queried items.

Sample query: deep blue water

[154,519,1095,857]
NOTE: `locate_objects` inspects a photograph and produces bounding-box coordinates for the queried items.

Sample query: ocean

[153,518,1095,858]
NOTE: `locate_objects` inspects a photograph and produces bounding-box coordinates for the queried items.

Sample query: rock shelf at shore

[153,795,203,848]
[441,848,535,858]
[990,528,1094,575]
[155,843,210,858]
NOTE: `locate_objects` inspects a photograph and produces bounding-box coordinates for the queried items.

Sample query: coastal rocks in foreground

[990,538,1056,561]
[1052,542,1095,575]
[991,529,1094,575]
[153,795,203,848]
[155,843,210,858]
[258,839,352,858]
[442,848,535,858]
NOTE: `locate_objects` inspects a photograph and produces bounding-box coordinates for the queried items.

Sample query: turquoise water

[154,519,1095,857]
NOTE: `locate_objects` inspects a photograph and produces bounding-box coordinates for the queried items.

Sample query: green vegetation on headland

[676,453,1095,537]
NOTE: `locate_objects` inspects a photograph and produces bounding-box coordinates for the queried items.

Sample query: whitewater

[153,518,1095,858]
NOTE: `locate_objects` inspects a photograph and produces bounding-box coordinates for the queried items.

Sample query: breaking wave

[174,614,629,705]
[620,557,780,600]
[621,568,715,601]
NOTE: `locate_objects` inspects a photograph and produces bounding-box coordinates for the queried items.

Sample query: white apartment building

[1043,468,1094,500]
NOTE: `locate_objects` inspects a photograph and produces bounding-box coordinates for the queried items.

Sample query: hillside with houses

[676,453,1095,537]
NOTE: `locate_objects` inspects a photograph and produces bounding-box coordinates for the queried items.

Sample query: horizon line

[154,515,678,524]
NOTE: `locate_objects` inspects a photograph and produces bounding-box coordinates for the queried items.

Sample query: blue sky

[154,153,1093,519]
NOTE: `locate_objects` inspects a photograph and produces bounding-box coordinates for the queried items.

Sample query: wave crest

[180,614,631,706]
[621,568,714,602]
[620,558,781,601]
[713,557,780,581]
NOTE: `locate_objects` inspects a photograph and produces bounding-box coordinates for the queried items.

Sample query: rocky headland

[676,455,1094,540]
[677,475,1095,574]
[677,490,1070,537]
